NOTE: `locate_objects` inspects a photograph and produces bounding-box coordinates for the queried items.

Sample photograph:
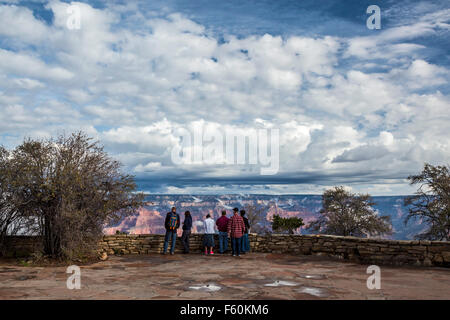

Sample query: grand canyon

[104,194,426,240]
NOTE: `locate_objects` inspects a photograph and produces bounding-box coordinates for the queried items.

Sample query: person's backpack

[168,212,178,230]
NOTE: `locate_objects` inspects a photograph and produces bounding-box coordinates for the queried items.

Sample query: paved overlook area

[0,253,449,300]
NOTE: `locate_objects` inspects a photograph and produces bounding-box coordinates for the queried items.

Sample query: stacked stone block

[3,234,449,267]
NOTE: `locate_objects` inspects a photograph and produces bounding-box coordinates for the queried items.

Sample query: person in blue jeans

[240,210,251,253]
[231,237,241,256]
[228,208,246,257]
[216,210,229,254]
[163,207,180,255]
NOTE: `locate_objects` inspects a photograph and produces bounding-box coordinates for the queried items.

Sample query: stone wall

[3,234,450,268]
[98,234,241,255]
[250,234,450,267]
[1,236,43,258]
[98,234,450,267]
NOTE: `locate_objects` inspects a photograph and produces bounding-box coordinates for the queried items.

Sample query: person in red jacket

[216,210,229,254]
[227,207,246,257]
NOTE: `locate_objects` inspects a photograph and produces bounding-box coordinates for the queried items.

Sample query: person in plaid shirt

[227,207,246,257]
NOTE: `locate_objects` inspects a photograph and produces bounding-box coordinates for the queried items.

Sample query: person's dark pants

[181,230,191,253]
[218,231,228,253]
[231,237,242,256]
[163,230,177,254]
[241,233,250,253]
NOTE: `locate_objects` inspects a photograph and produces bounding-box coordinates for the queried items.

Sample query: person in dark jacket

[181,211,192,254]
[216,210,229,254]
[240,209,251,254]
[163,207,180,255]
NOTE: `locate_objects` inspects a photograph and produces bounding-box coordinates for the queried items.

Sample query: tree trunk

[43,215,61,257]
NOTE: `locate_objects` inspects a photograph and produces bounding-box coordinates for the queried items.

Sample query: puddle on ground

[299,274,327,280]
[295,286,330,298]
[264,280,299,287]
[188,283,222,292]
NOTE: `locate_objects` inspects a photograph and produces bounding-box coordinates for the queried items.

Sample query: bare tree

[0,147,18,253]
[8,132,145,259]
[244,203,269,234]
[404,163,450,241]
[0,147,36,255]
[308,186,392,237]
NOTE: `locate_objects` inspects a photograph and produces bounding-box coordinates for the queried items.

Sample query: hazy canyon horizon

[104,194,426,240]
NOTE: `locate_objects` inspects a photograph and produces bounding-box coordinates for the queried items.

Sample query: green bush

[271,214,304,234]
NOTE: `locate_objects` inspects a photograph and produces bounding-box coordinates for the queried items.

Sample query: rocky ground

[0,253,449,300]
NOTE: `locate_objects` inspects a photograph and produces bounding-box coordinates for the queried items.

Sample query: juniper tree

[271,214,304,234]
[8,132,145,259]
[308,186,392,237]
[404,163,450,241]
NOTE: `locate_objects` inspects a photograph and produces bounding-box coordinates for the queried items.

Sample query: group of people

[163,207,251,257]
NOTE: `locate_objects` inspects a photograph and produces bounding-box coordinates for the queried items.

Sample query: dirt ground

[0,253,449,300]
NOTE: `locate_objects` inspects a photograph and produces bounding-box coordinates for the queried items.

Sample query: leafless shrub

[5,132,145,259]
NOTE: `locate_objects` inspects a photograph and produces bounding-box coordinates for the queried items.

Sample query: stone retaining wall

[1,236,43,258]
[3,234,450,267]
[98,234,450,267]
[251,234,450,267]
[98,234,244,255]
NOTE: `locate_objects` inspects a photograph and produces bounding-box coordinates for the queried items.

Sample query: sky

[0,0,449,195]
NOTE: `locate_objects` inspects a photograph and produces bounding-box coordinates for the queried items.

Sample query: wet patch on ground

[295,286,331,298]
[187,283,222,292]
[264,280,300,287]
[299,274,327,280]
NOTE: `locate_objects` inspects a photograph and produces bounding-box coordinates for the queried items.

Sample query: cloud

[0,4,48,44]
[333,145,389,163]
[388,59,449,89]
[0,1,448,195]
[0,49,74,81]
[135,162,162,173]
[345,8,450,61]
